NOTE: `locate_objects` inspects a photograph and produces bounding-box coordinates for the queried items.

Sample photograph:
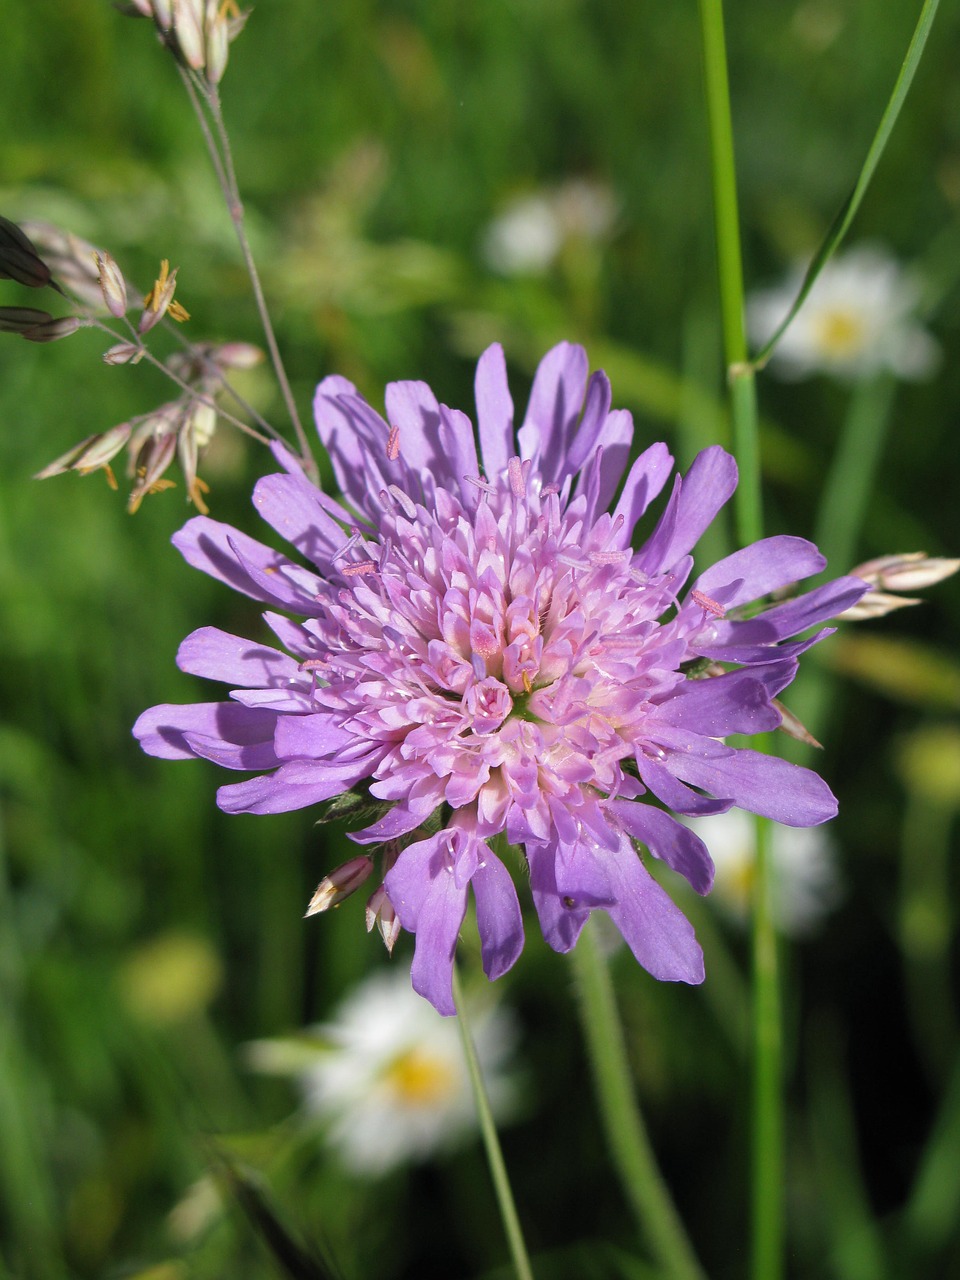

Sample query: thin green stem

[452,968,535,1280]
[697,7,782,1278]
[571,923,706,1280]
[697,0,762,546]
[750,817,782,1280]
[91,319,273,447]
[178,66,317,479]
[206,86,316,476]
[160,318,284,441]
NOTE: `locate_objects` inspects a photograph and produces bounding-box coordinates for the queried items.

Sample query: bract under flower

[134,342,867,1013]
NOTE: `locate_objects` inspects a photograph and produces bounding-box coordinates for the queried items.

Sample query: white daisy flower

[247,966,520,1175]
[748,244,939,381]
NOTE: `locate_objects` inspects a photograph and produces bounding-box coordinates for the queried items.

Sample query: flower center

[812,307,867,359]
[382,1048,458,1107]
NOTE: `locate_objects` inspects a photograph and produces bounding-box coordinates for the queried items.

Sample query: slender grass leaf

[752,0,942,369]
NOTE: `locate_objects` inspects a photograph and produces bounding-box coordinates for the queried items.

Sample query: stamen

[464,474,496,494]
[598,635,638,654]
[333,531,361,562]
[386,424,401,461]
[387,484,417,519]
[690,588,726,618]
[589,550,627,565]
[508,455,525,498]
[557,551,584,569]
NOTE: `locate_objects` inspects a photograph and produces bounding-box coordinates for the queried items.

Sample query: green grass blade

[752,0,942,368]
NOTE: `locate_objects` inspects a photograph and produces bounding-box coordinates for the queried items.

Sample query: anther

[342,561,379,577]
[589,550,627,566]
[508,456,526,498]
[464,474,496,494]
[386,424,401,461]
[690,588,726,618]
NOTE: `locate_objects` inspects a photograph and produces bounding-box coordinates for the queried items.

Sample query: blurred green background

[1,2,960,1277]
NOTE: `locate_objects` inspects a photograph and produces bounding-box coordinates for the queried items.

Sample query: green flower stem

[452,968,535,1280]
[571,922,706,1280]
[750,816,782,1280]
[697,0,762,548]
[697,7,782,1278]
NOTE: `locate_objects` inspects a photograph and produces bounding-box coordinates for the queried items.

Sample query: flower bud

[0,305,53,333]
[177,401,217,514]
[211,341,264,370]
[0,217,52,288]
[772,698,823,749]
[103,342,146,365]
[172,0,206,69]
[0,216,35,251]
[365,884,401,954]
[838,591,922,622]
[204,4,230,83]
[0,306,80,342]
[153,0,174,30]
[20,316,82,343]
[850,551,960,594]
[18,222,108,310]
[306,857,374,916]
[125,406,181,511]
[96,251,129,318]
[35,422,133,487]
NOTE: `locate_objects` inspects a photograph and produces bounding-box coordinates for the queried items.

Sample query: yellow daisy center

[811,307,867,359]
[383,1048,458,1107]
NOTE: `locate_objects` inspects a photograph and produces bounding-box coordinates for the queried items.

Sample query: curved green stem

[452,968,535,1280]
[750,0,943,368]
[571,923,706,1280]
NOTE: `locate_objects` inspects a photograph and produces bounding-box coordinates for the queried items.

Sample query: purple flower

[134,343,866,1014]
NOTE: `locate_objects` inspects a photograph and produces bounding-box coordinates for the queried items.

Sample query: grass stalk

[452,967,535,1280]
[571,923,706,1280]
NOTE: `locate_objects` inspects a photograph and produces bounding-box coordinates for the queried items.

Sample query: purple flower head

[135,342,867,1014]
